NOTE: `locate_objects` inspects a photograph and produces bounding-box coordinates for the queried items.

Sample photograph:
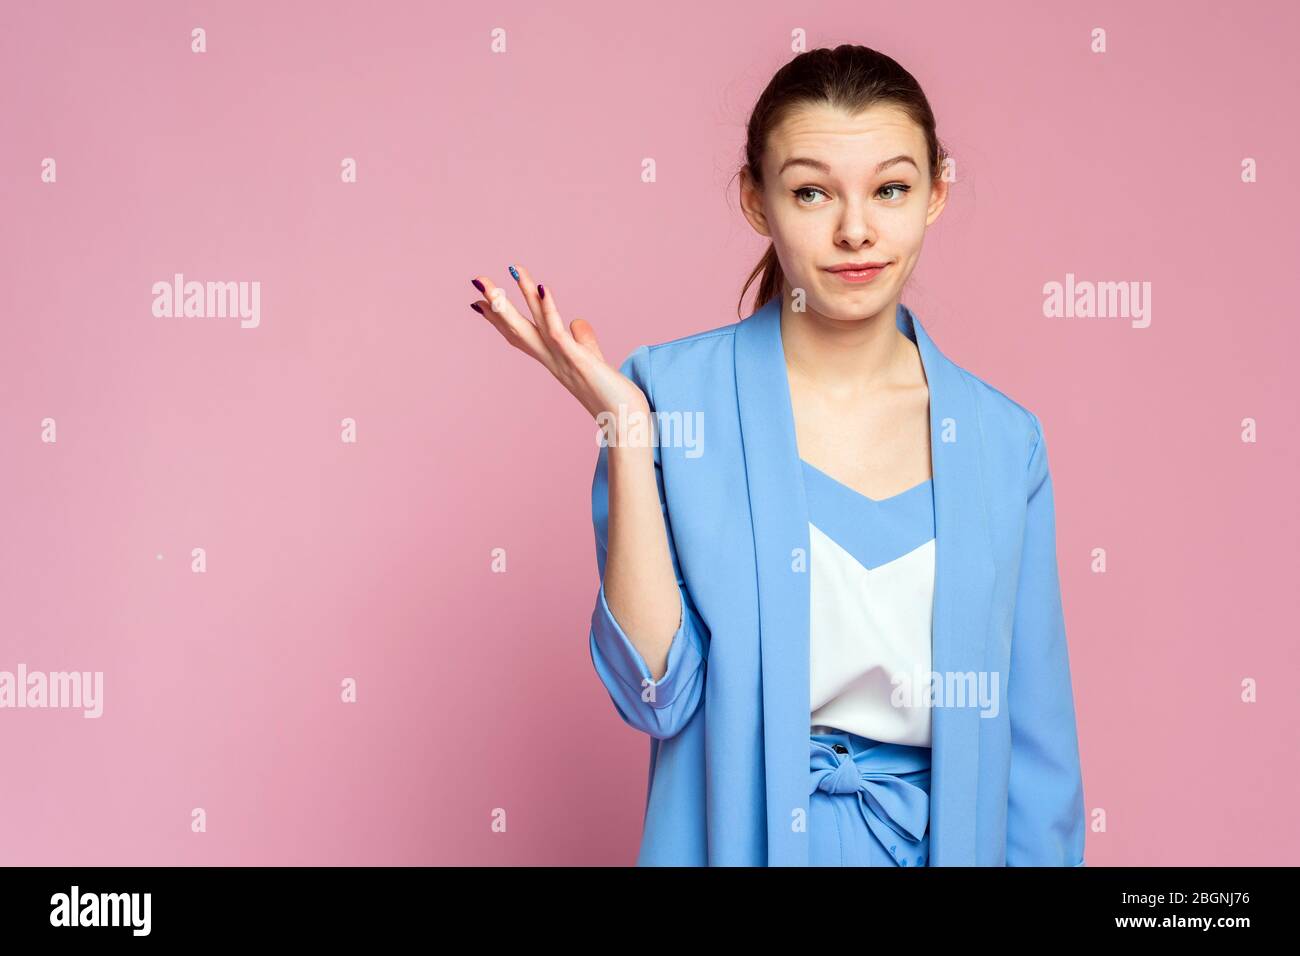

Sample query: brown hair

[735,44,948,317]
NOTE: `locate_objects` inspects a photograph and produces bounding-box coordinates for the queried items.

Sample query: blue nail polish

[508,265,520,281]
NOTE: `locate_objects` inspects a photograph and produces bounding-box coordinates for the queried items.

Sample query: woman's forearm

[601,441,684,681]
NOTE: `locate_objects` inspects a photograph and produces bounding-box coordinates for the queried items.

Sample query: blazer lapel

[735,297,812,866]
[734,297,997,867]
[908,304,998,866]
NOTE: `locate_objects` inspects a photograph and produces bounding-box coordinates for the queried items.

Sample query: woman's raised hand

[469,265,650,421]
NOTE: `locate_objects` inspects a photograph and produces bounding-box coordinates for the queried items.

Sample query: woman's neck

[779,296,912,399]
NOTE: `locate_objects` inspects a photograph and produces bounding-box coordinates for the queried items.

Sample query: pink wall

[1,0,1296,865]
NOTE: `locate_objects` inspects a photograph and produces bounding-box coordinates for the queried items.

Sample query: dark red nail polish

[538,284,545,300]
[470,302,483,314]
[472,278,485,293]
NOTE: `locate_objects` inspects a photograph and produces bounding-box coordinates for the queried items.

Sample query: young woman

[469,44,1086,867]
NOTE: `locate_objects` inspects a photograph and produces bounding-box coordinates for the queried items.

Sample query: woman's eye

[794,184,910,204]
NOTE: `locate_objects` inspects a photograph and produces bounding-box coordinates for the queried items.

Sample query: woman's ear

[924,175,950,228]
[738,165,773,239]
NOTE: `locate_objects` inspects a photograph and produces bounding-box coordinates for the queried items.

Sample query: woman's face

[741,101,948,321]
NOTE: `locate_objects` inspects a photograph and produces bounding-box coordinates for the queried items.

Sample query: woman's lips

[826,263,888,284]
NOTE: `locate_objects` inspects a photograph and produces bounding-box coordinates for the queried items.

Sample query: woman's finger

[569,318,606,364]
[469,275,561,375]
[509,263,570,348]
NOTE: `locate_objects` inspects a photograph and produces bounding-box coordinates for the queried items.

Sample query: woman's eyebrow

[778,154,919,175]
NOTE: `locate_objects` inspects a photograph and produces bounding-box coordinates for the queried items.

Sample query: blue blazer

[588,296,1087,866]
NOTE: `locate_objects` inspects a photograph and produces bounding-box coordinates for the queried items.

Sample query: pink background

[2,0,1297,865]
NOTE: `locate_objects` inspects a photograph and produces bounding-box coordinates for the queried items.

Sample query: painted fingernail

[508,265,520,281]
[538,284,545,300]
[472,278,485,293]
[470,302,483,314]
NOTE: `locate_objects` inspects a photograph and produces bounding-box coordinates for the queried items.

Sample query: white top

[803,459,936,748]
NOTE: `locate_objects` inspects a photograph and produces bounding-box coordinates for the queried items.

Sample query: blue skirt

[809,729,932,867]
